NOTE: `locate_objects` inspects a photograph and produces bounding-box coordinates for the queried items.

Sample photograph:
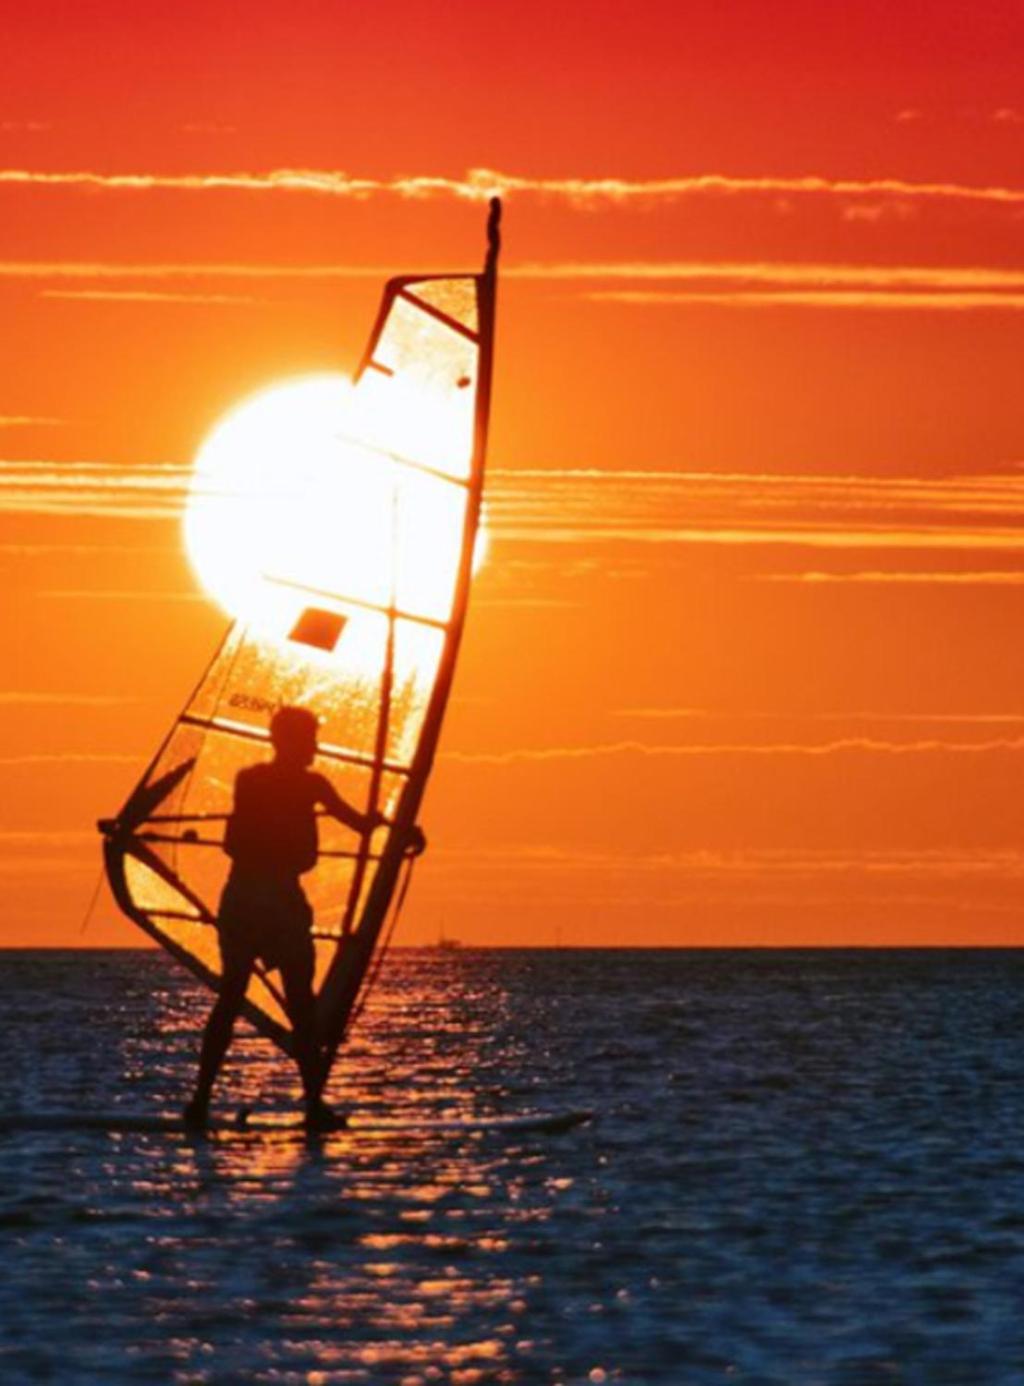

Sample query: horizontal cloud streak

[0,830,95,844]
[0,415,65,427]
[38,589,203,602]
[758,570,1024,584]
[443,737,1024,763]
[0,752,139,766]
[521,262,1024,290]
[432,842,1024,881]
[616,707,1024,724]
[4,166,1024,210]
[487,467,1024,554]
[41,289,265,305]
[6,260,1024,318]
[0,856,98,878]
[0,691,135,706]
[589,289,1024,311]
[0,260,392,281]
[0,459,189,521]
[7,461,1024,558]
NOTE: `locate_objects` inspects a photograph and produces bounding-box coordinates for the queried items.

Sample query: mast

[99,204,500,1068]
[317,198,501,1063]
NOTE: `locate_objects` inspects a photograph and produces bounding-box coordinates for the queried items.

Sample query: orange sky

[5,0,1024,946]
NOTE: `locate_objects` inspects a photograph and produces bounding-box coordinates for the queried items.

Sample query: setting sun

[7,5,1024,1379]
[185,372,484,654]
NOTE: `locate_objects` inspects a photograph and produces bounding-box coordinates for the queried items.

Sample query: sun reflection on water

[4,950,608,1384]
[97,952,569,1382]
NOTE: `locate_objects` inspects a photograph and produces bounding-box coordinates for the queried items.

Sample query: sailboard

[99,200,502,1072]
[0,1109,592,1138]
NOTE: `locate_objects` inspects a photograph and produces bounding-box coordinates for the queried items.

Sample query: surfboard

[0,1108,592,1137]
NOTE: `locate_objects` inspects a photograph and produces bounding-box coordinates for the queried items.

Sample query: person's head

[270,706,318,767]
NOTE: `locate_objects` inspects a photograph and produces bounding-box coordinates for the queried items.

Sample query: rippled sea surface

[3,949,1024,1384]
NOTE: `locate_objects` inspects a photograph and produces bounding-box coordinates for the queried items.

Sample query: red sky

[4,0,1024,946]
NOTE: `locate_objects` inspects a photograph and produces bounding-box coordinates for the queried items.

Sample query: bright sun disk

[185,374,485,654]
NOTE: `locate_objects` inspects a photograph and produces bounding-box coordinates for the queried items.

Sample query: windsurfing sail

[100,199,501,1066]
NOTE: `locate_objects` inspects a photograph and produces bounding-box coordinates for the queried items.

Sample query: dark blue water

[2,949,1024,1384]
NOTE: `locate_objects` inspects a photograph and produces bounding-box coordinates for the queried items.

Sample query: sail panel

[187,624,393,764]
[407,277,480,336]
[355,278,479,480]
[315,220,499,1055]
[103,235,498,1059]
[124,854,204,922]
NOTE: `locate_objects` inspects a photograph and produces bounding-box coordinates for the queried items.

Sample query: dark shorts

[217,870,315,978]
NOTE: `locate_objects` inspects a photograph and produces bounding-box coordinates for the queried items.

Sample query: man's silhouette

[184,705,395,1131]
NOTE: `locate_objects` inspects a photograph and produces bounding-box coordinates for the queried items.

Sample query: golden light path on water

[142,954,559,1384]
[184,374,487,671]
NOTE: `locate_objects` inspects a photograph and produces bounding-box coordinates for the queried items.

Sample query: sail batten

[101,202,501,1075]
[177,711,415,776]
[263,574,453,632]
[397,288,481,343]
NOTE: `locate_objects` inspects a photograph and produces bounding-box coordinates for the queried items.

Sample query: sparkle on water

[4,948,1024,1383]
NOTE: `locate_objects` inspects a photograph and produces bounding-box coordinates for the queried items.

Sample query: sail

[101,200,500,1063]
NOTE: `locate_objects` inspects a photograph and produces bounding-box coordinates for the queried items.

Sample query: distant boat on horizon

[434,921,463,950]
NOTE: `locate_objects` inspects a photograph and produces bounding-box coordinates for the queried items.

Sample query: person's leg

[279,937,329,1119]
[184,946,252,1127]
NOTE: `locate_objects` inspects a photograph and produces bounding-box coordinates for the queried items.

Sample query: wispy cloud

[7,460,1024,557]
[0,541,174,555]
[0,415,65,427]
[0,829,102,881]
[473,595,579,609]
[0,856,99,878]
[757,569,1024,584]
[3,166,1024,211]
[555,258,1024,312]
[415,841,1024,931]
[615,706,1024,725]
[588,289,1024,312]
[0,829,97,881]
[0,260,390,281]
[486,467,1024,553]
[519,262,1024,290]
[5,258,1024,301]
[0,829,95,844]
[38,588,203,602]
[0,691,136,706]
[443,736,1024,763]
[0,752,139,766]
[612,707,711,720]
[432,841,1024,882]
[41,289,266,306]
[0,459,189,520]
[414,846,1024,930]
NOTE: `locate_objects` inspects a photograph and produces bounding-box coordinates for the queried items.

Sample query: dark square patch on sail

[289,607,347,652]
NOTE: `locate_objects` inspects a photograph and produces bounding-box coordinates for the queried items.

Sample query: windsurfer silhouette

[184,705,421,1132]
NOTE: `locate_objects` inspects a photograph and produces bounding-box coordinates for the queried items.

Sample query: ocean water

[2,949,1024,1384]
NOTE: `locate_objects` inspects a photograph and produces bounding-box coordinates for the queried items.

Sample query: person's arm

[314,775,426,852]
[314,774,380,834]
